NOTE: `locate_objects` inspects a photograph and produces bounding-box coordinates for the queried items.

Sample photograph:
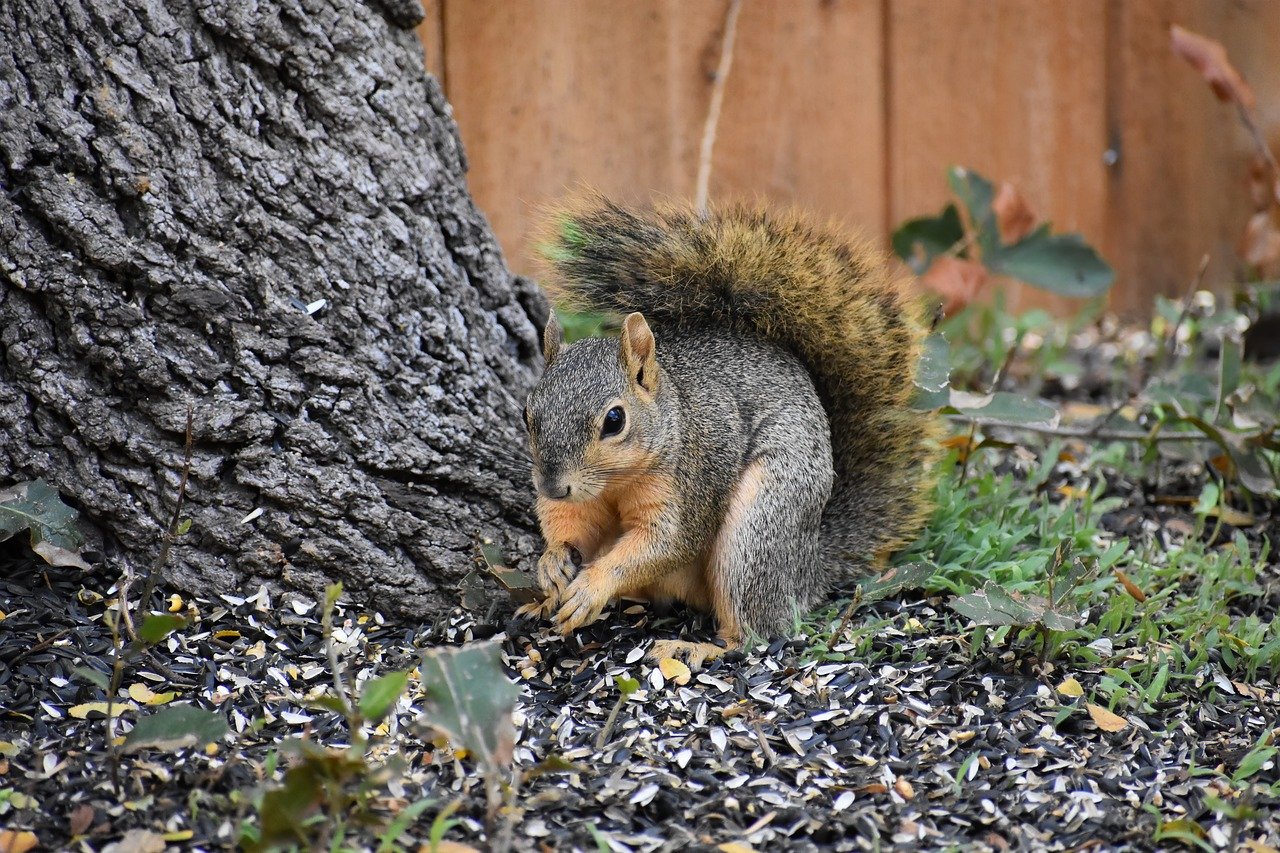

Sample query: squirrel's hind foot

[648,638,735,670]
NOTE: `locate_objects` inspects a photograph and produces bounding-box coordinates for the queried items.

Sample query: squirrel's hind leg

[709,451,832,644]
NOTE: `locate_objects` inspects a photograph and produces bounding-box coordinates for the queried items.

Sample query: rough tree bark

[0,0,548,618]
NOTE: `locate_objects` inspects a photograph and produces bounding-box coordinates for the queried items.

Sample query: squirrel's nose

[541,482,571,500]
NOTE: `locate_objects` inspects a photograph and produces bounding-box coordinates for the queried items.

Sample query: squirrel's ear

[620,312,658,394]
[542,313,563,365]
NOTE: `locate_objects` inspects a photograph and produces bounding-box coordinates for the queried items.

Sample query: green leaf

[324,582,343,613]
[947,166,998,257]
[123,705,228,753]
[0,480,89,569]
[950,583,1037,627]
[359,671,409,723]
[304,695,350,715]
[912,332,951,410]
[1216,331,1243,418]
[418,640,520,773]
[72,666,110,691]
[892,204,965,273]
[857,561,937,604]
[138,613,187,645]
[986,232,1115,297]
[614,674,640,696]
[947,390,1060,427]
[1233,744,1277,782]
[375,798,433,853]
[951,582,1078,632]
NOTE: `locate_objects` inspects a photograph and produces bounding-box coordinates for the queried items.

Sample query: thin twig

[826,587,863,652]
[1161,253,1211,374]
[125,405,195,641]
[953,414,1270,443]
[595,692,628,750]
[1089,253,1210,437]
[694,0,744,216]
[1239,103,1280,188]
[322,594,356,724]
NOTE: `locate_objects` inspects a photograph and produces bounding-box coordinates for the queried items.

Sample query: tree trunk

[0,0,547,618]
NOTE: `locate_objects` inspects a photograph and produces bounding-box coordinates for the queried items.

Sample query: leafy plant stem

[951,415,1272,443]
[958,419,979,485]
[596,692,628,750]
[321,586,359,734]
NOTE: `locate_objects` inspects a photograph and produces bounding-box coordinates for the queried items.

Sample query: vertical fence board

[888,0,1109,316]
[426,0,1280,315]
[1106,0,1280,315]
[712,0,885,234]
[440,0,884,278]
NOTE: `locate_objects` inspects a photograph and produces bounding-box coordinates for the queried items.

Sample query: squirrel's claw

[648,638,730,670]
[536,547,579,606]
[554,570,611,635]
[515,598,555,620]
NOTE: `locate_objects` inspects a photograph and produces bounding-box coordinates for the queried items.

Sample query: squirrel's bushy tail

[539,197,940,569]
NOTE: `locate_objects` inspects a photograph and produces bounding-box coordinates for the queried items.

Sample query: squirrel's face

[525,313,665,503]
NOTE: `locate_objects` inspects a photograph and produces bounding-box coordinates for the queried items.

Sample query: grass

[810,290,1279,722]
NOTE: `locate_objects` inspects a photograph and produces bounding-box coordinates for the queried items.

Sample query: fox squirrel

[519,198,940,666]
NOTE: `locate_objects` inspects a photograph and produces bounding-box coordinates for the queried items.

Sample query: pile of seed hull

[2,552,1277,852]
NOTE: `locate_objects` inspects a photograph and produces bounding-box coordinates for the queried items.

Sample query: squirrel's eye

[600,406,626,438]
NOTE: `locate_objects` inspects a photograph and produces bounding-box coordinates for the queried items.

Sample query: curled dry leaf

[1113,569,1147,603]
[1170,24,1255,109]
[1086,703,1129,732]
[921,255,989,316]
[992,182,1038,245]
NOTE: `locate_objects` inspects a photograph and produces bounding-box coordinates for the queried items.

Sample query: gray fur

[527,325,835,638]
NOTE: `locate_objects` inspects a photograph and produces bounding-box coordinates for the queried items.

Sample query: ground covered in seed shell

[1,538,1277,851]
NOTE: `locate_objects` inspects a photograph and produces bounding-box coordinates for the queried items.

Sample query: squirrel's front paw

[529,546,581,616]
[554,568,612,635]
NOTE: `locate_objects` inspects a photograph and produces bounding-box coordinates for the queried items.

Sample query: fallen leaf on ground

[68,803,95,835]
[1170,24,1255,109]
[1086,703,1128,732]
[69,701,138,719]
[1057,677,1084,698]
[0,831,38,853]
[658,657,692,686]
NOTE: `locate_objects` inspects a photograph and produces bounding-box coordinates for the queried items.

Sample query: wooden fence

[418,0,1280,316]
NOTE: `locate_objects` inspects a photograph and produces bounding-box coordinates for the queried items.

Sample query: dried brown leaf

[1086,702,1129,732]
[68,804,95,836]
[1057,677,1085,698]
[1113,569,1147,603]
[921,256,989,317]
[992,182,1038,245]
[0,832,38,853]
[1170,24,1256,109]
